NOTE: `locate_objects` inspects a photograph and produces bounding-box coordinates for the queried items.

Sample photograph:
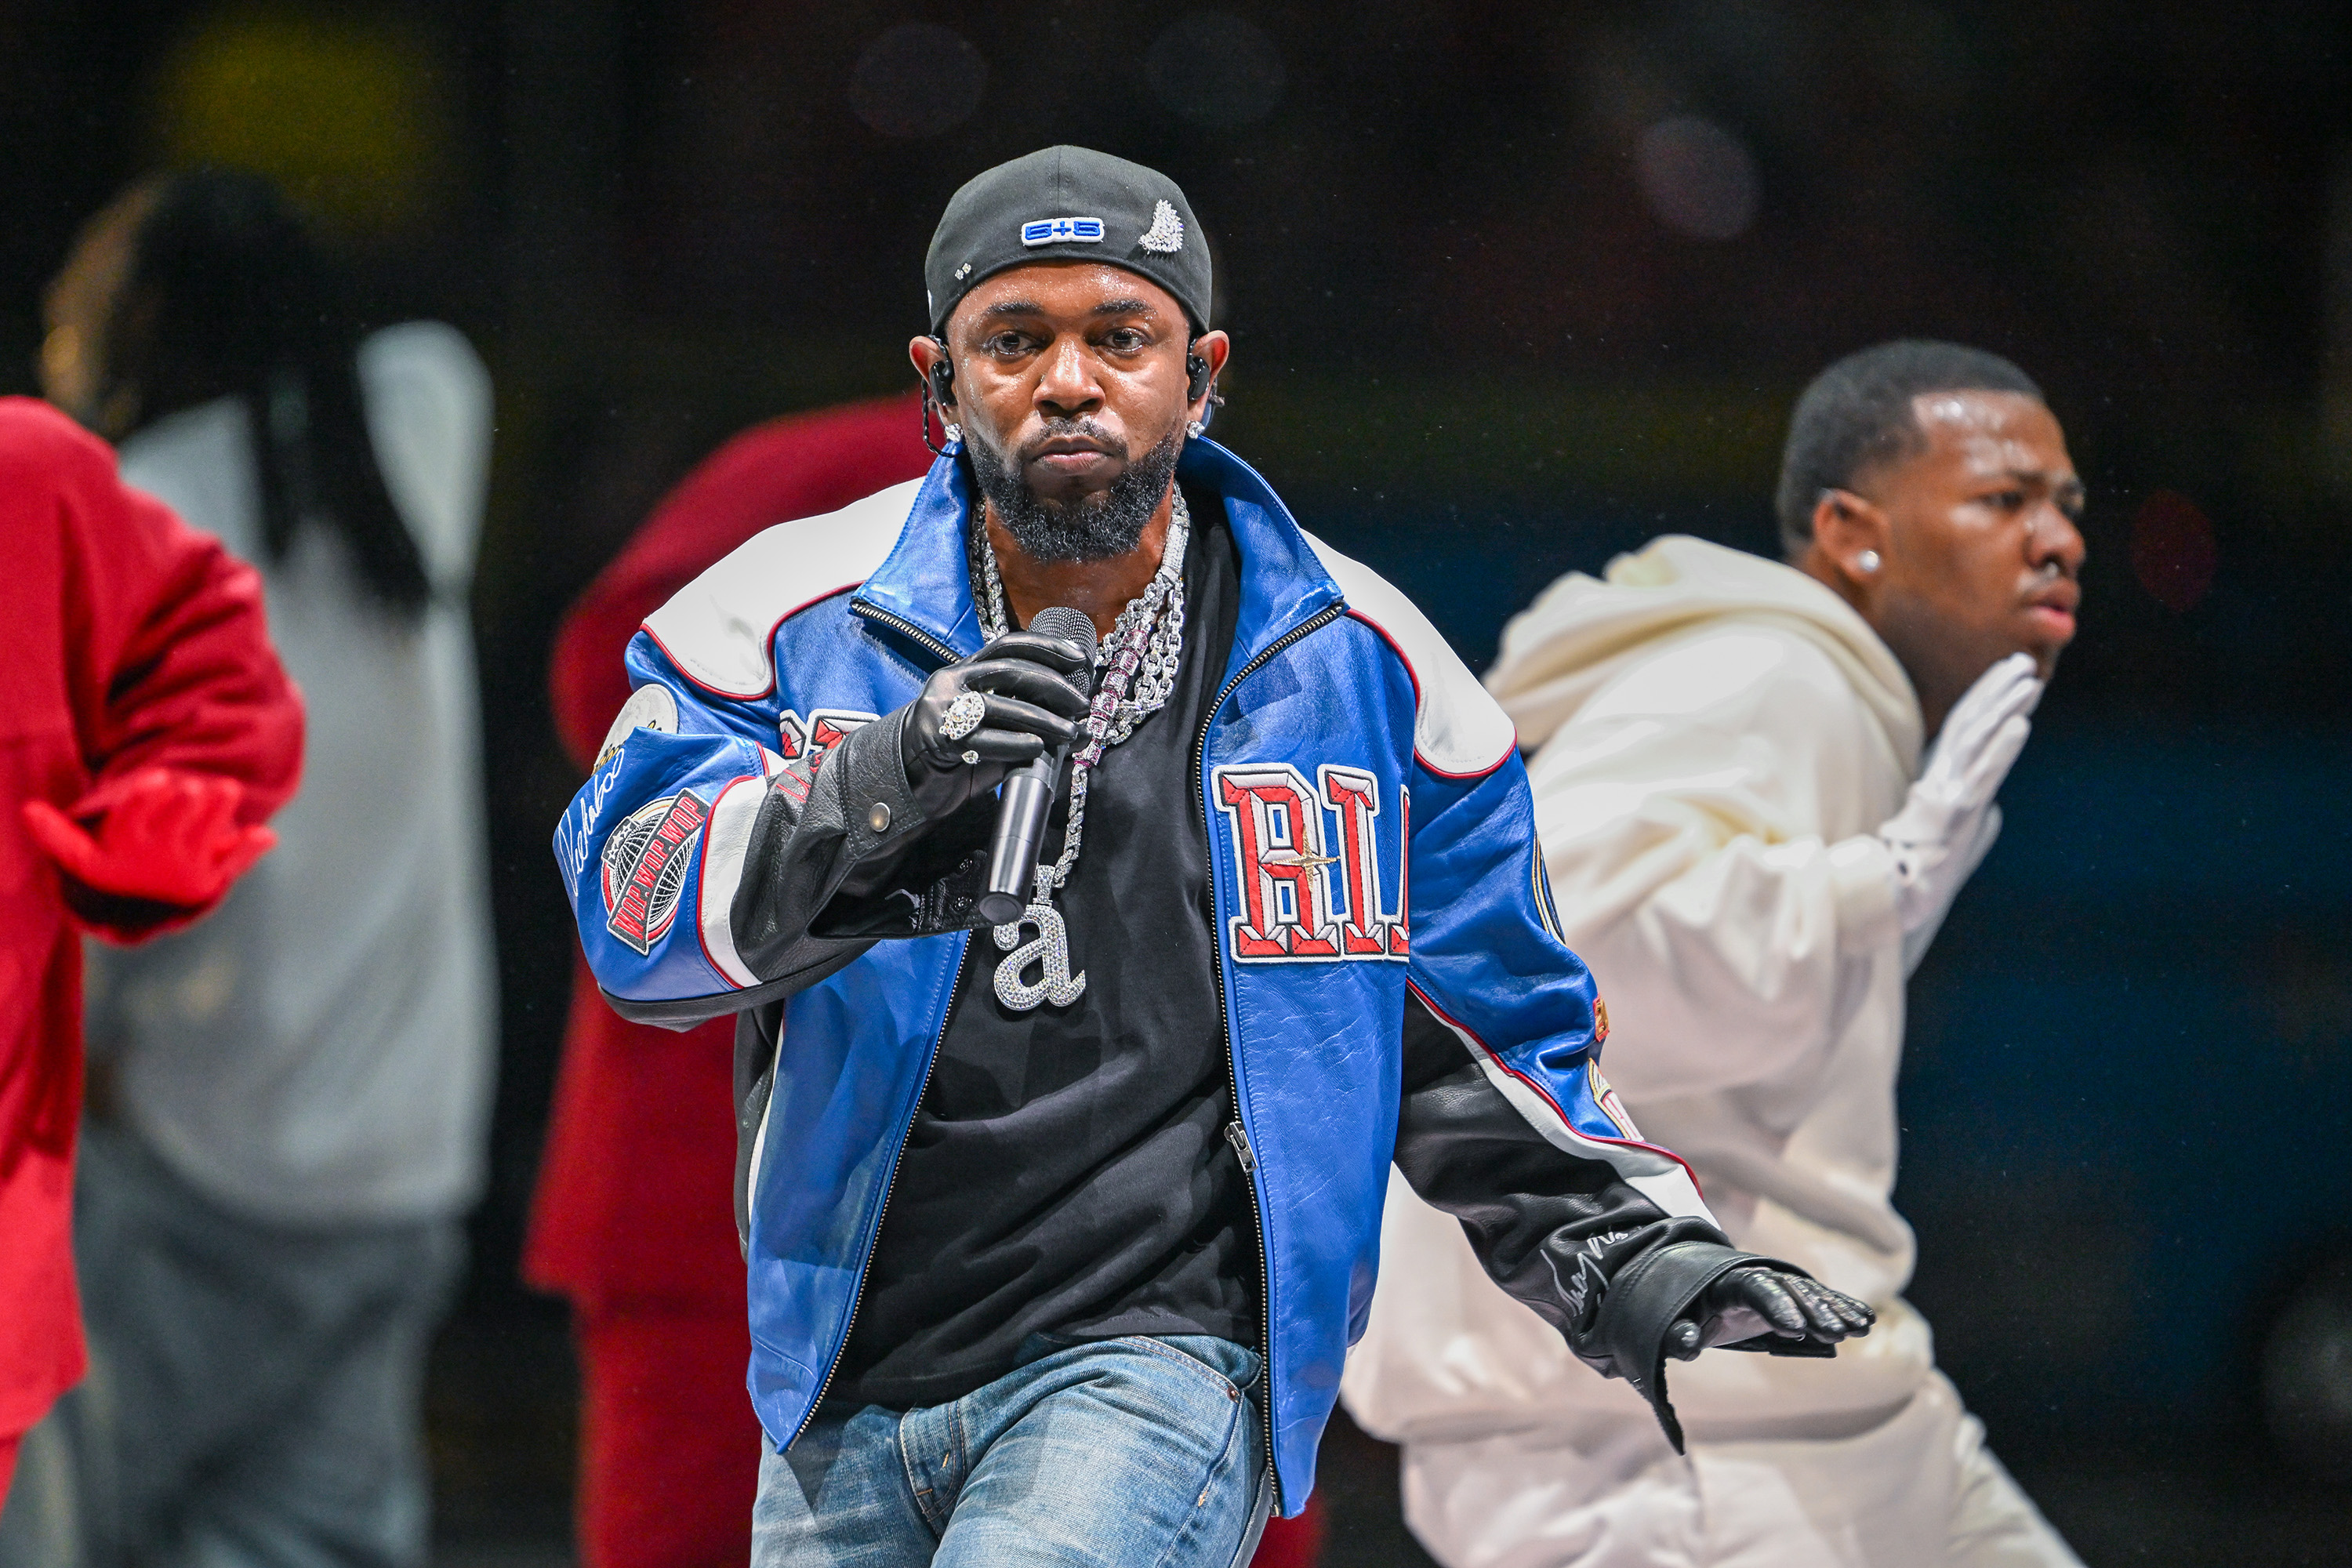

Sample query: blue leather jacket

[556,441,1780,1510]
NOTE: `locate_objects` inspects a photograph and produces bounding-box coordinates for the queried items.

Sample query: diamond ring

[961,750,980,765]
[940,691,986,742]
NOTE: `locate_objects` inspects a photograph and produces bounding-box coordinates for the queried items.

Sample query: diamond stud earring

[1856,550,1881,575]
[1185,419,1205,439]
[943,422,963,445]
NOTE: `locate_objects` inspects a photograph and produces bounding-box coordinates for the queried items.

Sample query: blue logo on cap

[1021,216,1105,246]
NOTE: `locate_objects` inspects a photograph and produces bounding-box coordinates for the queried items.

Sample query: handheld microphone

[975,606,1098,926]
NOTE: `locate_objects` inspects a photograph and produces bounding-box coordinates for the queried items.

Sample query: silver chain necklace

[972,489,1189,1009]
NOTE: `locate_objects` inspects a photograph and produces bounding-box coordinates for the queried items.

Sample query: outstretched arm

[1398,753,1870,1451]
[1390,985,1871,1452]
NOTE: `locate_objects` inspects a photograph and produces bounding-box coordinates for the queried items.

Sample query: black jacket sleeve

[1391,990,1817,1453]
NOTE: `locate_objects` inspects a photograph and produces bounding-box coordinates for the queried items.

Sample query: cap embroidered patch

[1138,199,1185,254]
[1021,216,1104,245]
[929,149,1209,332]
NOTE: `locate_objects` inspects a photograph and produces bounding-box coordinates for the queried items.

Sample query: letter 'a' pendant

[992,866,1085,1011]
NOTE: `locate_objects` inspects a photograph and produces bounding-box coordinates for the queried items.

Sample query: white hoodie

[1344,535,1940,1443]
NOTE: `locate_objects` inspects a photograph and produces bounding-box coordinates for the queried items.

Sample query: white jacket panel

[1346,536,1944,1441]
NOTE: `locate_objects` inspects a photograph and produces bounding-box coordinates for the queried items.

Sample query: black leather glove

[1664,1265,1875,1361]
[898,631,1093,821]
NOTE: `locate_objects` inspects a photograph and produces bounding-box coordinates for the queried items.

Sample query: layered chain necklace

[971,488,1189,1010]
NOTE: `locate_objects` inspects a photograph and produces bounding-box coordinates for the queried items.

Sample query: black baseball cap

[924,147,1210,336]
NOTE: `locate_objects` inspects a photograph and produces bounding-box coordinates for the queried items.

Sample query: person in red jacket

[0,397,302,1507]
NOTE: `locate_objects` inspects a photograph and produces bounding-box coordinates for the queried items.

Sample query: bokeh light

[1634,114,1760,241]
[2129,488,2218,612]
[848,24,988,140]
[1146,13,1286,129]
[151,6,453,239]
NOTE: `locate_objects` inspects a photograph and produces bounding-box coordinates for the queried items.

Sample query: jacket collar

[851,437,1341,669]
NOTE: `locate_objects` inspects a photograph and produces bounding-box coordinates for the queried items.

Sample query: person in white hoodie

[1341,341,2087,1567]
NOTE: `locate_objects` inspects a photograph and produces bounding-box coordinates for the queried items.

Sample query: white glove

[1878,652,2042,973]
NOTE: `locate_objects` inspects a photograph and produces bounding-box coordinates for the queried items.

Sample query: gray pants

[0,1122,462,1568]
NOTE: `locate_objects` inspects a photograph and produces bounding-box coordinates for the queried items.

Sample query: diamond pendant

[991,866,1087,1011]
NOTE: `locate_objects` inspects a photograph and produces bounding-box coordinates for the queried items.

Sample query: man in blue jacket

[555,147,1872,1568]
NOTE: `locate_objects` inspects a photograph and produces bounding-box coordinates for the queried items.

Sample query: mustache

[1015,418,1127,463]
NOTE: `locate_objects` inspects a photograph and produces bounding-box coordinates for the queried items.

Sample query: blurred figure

[0,395,301,1527]
[1345,342,2087,1567]
[0,169,495,1568]
[529,392,931,1568]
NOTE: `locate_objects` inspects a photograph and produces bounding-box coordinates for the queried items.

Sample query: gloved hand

[1878,652,2042,973]
[22,767,276,915]
[1665,1266,1875,1360]
[898,630,1093,821]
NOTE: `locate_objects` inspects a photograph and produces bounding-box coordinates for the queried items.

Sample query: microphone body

[975,606,1098,925]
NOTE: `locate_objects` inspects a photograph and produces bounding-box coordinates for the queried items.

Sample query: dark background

[4,2,2350,1563]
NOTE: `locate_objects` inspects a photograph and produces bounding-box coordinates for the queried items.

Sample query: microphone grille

[1029,605,1098,666]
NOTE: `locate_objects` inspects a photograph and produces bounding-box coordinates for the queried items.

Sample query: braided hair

[110,168,430,614]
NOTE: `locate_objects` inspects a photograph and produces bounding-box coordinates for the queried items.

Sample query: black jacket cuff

[1591,1241,1817,1454]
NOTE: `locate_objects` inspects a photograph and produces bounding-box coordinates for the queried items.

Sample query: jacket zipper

[850,598,960,665]
[1194,599,1343,1517]
[783,935,967,1450]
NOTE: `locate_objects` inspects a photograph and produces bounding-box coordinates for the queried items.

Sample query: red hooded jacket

[0,397,303,1437]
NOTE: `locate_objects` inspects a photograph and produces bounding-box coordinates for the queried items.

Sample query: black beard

[966,421,1183,564]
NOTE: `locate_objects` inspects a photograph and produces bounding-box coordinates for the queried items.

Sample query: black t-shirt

[836,489,1254,1410]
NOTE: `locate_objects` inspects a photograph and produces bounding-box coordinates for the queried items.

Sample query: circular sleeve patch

[596,684,681,768]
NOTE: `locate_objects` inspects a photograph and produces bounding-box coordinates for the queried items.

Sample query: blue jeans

[752,1334,1271,1567]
